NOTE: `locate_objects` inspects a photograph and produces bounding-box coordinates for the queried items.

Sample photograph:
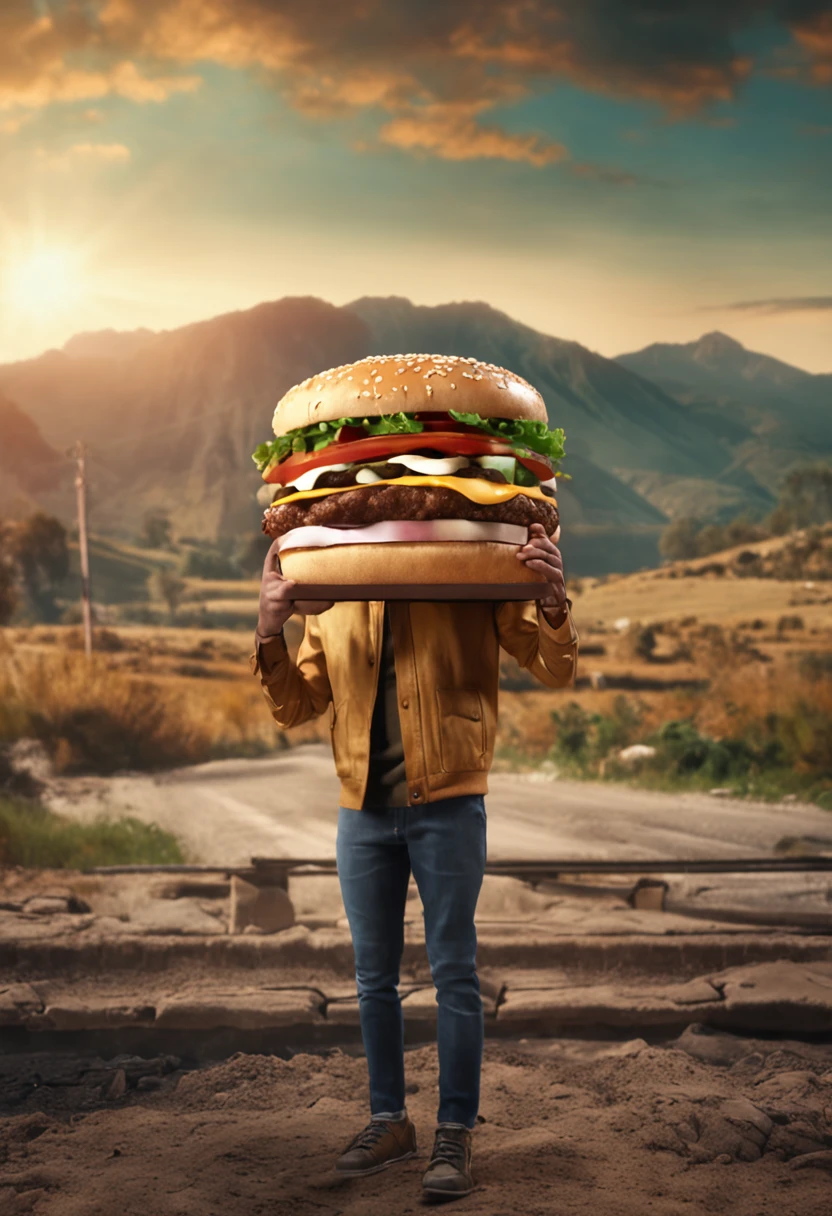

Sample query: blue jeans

[336,795,487,1128]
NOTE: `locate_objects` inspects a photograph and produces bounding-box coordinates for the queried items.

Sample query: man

[251,523,578,1199]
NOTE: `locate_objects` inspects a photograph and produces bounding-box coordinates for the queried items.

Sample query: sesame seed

[347,375,353,381]
[396,367,405,374]
[450,382,456,389]
[392,386,398,392]
[437,370,447,377]
[426,384,433,395]
[462,372,473,379]
[363,379,370,385]
[374,375,383,383]
[474,374,483,380]
[402,385,408,392]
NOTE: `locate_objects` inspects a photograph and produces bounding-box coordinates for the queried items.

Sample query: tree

[658,517,702,561]
[7,512,69,622]
[141,510,173,550]
[0,547,17,625]
[769,464,832,535]
[151,568,186,621]
[237,531,272,576]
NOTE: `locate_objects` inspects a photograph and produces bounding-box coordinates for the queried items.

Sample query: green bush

[539,692,832,807]
[0,796,183,868]
[550,696,645,772]
[646,719,760,782]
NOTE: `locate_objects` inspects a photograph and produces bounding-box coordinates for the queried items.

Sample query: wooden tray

[290,582,550,601]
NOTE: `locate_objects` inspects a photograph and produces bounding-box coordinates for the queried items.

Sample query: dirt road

[46,744,831,866]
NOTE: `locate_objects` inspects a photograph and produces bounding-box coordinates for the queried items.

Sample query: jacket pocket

[436,688,487,773]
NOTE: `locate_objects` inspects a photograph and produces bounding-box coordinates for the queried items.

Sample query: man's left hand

[516,523,568,621]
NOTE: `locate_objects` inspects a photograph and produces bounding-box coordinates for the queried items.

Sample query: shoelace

[348,1121,395,1151]
[429,1130,468,1170]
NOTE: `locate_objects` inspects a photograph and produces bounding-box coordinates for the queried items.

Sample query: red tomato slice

[263,431,553,484]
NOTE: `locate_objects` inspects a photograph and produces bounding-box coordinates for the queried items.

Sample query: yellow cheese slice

[269,475,556,508]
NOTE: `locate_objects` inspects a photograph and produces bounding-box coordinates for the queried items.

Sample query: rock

[6,737,54,784]
[768,1123,827,1159]
[674,1025,753,1067]
[618,744,657,764]
[24,897,74,916]
[105,1069,127,1100]
[230,876,295,935]
[669,979,721,1006]
[589,671,607,690]
[791,1150,832,1172]
[695,1112,764,1162]
[600,1039,648,1058]
[136,1075,164,1091]
[709,960,832,1034]
[708,788,734,798]
[0,983,44,1026]
[720,1099,773,1138]
[34,1000,155,1031]
[155,987,323,1030]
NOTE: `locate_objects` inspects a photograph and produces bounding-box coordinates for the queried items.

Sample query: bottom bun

[279,541,548,586]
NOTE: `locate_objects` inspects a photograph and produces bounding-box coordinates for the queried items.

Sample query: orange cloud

[379,108,567,166]
[0,1,200,112]
[1,1,829,172]
[792,11,832,83]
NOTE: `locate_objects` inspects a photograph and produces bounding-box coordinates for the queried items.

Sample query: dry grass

[0,635,297,775]
[573,574,831,629]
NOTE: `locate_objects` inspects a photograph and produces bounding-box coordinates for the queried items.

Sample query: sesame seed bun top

[272,353,548,437]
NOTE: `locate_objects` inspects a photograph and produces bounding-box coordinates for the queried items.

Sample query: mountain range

[0,297,828,575]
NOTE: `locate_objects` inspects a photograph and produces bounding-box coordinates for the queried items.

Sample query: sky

[0,1,831,371]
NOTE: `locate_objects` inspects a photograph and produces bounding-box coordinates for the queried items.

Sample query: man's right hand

[256,540,334,639]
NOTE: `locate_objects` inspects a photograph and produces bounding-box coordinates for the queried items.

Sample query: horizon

[1,3,830,372]
[2,292,828,377]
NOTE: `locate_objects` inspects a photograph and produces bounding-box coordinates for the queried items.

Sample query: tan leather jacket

[251,599,579,810]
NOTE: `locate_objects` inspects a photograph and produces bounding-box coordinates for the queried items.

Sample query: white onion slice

[285,462,350,493]
[382,453,470,476]
[276,520,530,552]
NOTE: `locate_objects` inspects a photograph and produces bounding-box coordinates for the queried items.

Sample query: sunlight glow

[3,247,86,319]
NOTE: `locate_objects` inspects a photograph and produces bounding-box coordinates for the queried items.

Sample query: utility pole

[73,441,93,658]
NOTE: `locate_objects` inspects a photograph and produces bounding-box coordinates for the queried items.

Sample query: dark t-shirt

[362,604,409,808]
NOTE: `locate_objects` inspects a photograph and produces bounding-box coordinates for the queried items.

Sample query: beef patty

[262,483,559,538]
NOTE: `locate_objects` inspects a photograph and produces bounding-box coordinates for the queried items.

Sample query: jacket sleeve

[495,599,579,689]
[249,616,332,727]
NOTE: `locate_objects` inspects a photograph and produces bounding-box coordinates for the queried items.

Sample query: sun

[4,247,86,319]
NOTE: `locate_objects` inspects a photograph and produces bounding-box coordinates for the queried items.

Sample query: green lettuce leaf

[252,413,426,471]
[252,409,566,473]
[448,410,566,467]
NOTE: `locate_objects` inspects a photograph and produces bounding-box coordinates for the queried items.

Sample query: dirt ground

[3,1032,832,1216]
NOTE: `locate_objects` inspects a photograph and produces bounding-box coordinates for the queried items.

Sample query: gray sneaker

[422,1124,474,1198]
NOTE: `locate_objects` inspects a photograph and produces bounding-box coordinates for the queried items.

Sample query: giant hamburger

[252,353,566,598]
